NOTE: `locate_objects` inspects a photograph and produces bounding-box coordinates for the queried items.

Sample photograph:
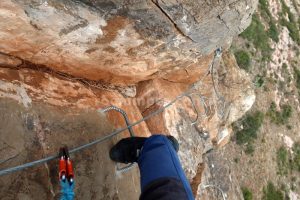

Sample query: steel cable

[0,48,222,177]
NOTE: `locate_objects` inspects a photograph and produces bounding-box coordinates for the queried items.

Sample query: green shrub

[234,50,251,71]
[268,21,279,42]
[280,0,300,44]
[281,18,300,44]
[294,67,300,89]
[258,0,279,42]
[245,143,255,155]
[267,102,292,125]
[259,0,272,17]
[282,105,292,119]
[242,187,253,200]
[240,14,272,59]
[233,111,264,145]
[282,63,288,69]
[292,143,300,171]
[281,63,289,79]
[277,146,290,175]
[262,182,284,200]
[274,143,300,173]
[254,75,265,87]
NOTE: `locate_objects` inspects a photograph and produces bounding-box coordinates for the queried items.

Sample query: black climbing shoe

[109,135,179,164]
[109,137,146,164]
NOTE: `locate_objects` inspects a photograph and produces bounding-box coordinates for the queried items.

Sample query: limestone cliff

[0,0,257,199]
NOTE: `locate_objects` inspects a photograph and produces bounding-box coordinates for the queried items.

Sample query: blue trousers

[138,135,194,200]
[60,135,194,200]
[60,180,74,200]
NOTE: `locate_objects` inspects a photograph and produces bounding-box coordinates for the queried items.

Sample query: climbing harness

[59,147,75,200]
[0,48,225,177]
[59,147,74,184]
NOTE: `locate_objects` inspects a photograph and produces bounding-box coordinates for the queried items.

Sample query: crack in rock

[217,15,230,30]
[151,0,195,42]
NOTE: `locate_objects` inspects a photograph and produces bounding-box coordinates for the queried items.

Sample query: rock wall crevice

[150,0,196,42]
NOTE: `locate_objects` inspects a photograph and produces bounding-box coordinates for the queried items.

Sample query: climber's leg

[109,135,179,164]
[138,135,194,200]
[60,180,75,200]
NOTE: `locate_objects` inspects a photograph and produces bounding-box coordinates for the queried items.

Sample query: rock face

[0,0,257,85]
[0,100,141,200]
[0,0,257,199]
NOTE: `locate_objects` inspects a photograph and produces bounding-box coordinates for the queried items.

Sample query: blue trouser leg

[138,135,194,200]
[60,180,75,200]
